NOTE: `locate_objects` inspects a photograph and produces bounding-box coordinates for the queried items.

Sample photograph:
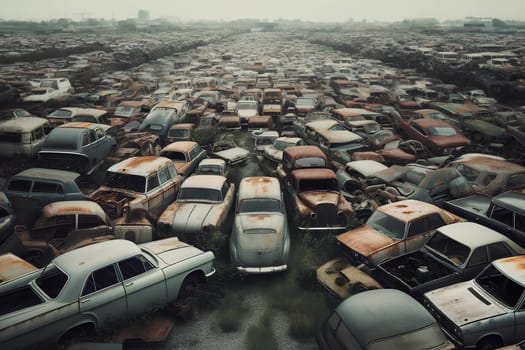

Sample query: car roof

[108,156,171,176]
[42,200,107,220]
[284,145,327,160]
[378,199,443,222]
[305,120,339,131]
[317,130,363,143]
[436,222,524,250]
[58,122,100,129]
[410,118,454,129]
[238,177,280,200]
[493,255,525,286]
[451,156,525,175]
[492,190,525,216]
[346,160,388,177]
[181,175,227,190]
[336,289,438,347]
[54,239,140,277]
[0,117,49,132]
[199,158,225,166]
[161,141,198,153]
[13,167,80,182]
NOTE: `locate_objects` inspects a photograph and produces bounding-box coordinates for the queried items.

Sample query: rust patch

[0,254,37,281]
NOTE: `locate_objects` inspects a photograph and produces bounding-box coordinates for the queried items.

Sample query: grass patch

[245,313,278,350]
[214,292,250,333]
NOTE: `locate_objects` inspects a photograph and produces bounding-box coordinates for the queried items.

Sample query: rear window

[294,157,326,169]
[178,188,222,202]
[36,264,68,299]
[44,129,81,150]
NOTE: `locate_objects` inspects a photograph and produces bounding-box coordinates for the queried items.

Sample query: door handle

[125,282,134,287]
[80,299,91,304]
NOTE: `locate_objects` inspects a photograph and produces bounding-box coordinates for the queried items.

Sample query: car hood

[141,237,207,265]
[263,147,283,161]
[336,225,398,257]
[299,191,340,208]
[377,148,417,162]
[428,135,471,148]
[215,147,249,161]
[238,110,258,118]
[170,202,220,233]
[425,281,506,327]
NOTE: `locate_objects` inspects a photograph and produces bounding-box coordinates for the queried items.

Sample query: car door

[94,127,110,158]
[79,264,126,327]
[159,166,176,208]
[117,255,166,316]
[145,173,164,218]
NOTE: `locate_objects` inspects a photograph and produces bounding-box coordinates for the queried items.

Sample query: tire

[477,336,503,350]
[58,324,96,347]
[178,275,201,300]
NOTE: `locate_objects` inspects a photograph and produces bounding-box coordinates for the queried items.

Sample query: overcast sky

[2,0,524,22]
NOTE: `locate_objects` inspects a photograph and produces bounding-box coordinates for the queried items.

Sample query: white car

[0,238,215,349]
[263,137,305,163]
[230,177,290,273]
[23,78,74,103]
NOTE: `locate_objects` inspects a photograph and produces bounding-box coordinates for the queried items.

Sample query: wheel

[178,275,201,300]
[477,336,503,350]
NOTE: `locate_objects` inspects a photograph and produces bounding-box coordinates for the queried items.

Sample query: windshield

[425,232,470,266]
[475,264,524,308]
[366,210,406,240]
[294,157,326,168]
[44,129,81,150]
[178,188,222,202]
[198,165,222,175]
[160,151,187,162]
[48,109,72,118]
[168,129,189,138]
[298,178,338,192]
[428,127,456,136]
[239,198,281,213]
[115,106,140,117]
[273,140,295,151]
[106,172,146,193]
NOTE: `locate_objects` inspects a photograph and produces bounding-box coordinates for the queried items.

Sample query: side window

[88,130,97,143]
[78,214,106,229]
[221,181,230,200]
[488,243,512,261]
[81,265,119,296]
[158,167,171,184]
[468,247,489,267]
[407,218,427,237]
[118,255,154,281]
[516,214,525,232]
[425,213,446,231]
[147,174,160,192]
[82,134,90,146]
[7,179,32,192]
[491,205,514,226]
[167,163,178,178]
[33,181,64,194]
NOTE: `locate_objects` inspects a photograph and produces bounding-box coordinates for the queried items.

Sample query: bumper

[205,267,216,278]
[236,264,287,274]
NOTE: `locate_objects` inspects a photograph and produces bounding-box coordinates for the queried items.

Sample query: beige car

[337,199,463,267]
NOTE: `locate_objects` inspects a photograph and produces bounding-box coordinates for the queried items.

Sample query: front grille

[317,203,338,226]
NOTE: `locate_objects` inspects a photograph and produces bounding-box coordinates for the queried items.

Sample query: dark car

[317,289,451,350]
[139,109,179,146]
[38,122,116,175]
[0,193,14,244]
[5,168,87,226]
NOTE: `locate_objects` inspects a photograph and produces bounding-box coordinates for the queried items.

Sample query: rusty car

[253,130,279,153]
[289,168,353,231]
[377,222,525,298]
[195,158,228,177]
[108,100,152,127]
[0,238,215,350]
[166,123,195,144]
[89,156,182,243]
[336,199,463,268]
[317,289,453,350]
[0,200,114,267]
[0,253,37,284]
[46,107,109,127]
[156,175,235,247]
[263,137,305,163]
[446,155,525,197]
[423,255,525,349]
[276,145,329,181]
[159,141,207,178]
[230,177,289,274]
[38,122,117,175]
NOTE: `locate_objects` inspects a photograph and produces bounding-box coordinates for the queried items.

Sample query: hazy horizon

[2,0,525,23]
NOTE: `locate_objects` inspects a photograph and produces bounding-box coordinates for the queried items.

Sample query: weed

[245,318,278,350]
[214,292,250,333]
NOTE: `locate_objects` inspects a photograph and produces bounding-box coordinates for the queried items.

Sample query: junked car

[89,156,182,242]
[0,200,114,267]
[157,175,235,248]
[230,177,290,273]
[423,255,525,349]
[0,253,37,284]
[336,199,463,268]
[276,145,329,181]
[195,158,228,177]
[0,238,215,349]
[209,140,250,165]
[46,107,109,127]
[263,137,305,163]
[236,100,259,124]
[253,130,279,153]
[317,289,453,350]
[0,117,51,158]
[0,193,14,244]
[22,78,73,103]
[289,168,353,232]
[166,123,195,143]
[160,141,207,178]
[377,222,525,298]
[316,129,369,165]
[38,122,117,175]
